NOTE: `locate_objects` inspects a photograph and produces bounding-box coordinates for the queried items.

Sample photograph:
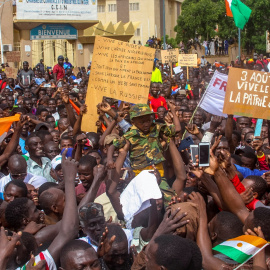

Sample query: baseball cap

[58,55,64,60]
[51,155,62,170]
[34,123,49,132]
[129,104,155,120]
[235,145,255,155]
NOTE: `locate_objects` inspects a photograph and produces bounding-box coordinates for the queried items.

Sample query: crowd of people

[0,50,269,270]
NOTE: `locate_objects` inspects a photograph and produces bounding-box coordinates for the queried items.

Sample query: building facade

[0,0,183,68]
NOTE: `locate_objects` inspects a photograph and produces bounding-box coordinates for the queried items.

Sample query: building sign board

[16,0,97,21]
[30,24,77,40]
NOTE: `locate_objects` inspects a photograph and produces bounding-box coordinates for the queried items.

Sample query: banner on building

[16,0,97,21]
[82,36,155,132]
[178,54,197,67]
[199,71,228,117]
[161,49,179,64]
[223,68,270,119]
[30,24,77,40]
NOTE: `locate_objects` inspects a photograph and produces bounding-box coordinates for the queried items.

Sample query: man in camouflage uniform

[113,104,175,177]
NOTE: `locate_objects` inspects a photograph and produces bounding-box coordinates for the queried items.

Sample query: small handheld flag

[213,235,269,269]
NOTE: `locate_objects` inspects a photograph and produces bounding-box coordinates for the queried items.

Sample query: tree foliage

[174,0,270,53]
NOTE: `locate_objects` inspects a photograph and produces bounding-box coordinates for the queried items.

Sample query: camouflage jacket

[113,123,175,170]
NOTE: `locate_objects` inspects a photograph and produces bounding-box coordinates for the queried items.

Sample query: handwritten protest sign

[5,67,17,79]
[223,68,270,119]
[6,52,21,63]
[199,71,228,117]
[82,36,155,132]
[178,54,197,67]
[161,49,179,64]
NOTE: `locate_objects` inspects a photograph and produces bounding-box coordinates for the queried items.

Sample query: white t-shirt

[16,249,56,270]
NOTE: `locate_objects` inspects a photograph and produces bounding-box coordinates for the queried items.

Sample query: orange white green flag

[213,235,269,269]
[225,0,252,30]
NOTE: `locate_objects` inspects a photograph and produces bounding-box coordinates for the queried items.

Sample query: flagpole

[238,28,241,59]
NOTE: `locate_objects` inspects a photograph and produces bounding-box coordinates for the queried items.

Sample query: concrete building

[0,0,183,68]
[97,0,184,45]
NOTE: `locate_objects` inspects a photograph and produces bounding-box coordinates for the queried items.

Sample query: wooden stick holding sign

[81,36,155,132]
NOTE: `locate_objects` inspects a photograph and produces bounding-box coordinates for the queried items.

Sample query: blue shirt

[234,164,268,178]
[19,137,28,155]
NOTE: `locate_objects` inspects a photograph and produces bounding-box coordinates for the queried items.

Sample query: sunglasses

[246,139,252,144]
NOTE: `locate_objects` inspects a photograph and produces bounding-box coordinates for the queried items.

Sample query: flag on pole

[225,0,252,30]
[213,235,269,267]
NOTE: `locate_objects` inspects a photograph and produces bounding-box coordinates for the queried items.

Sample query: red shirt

[0,80,7,90]
[75,181,106,198]
[53,64,65,80]
[150,96,168,112]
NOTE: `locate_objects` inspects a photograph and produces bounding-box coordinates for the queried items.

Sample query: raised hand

[218,149,232,170]
[24,221,46,235]
[61,148,79,180]
[0,227,22,266]
[97,227,116,258]
[240,188,254,204]
[211,135,222,153]
[209,116,223,133]
[79,104,87,115]
[185,123,200,135]
[76,133,87,145]
[252,136,263,153]
[204,149,219,175]
[93,164,107,182]
[25,255,46,270]
[155,207,189,236]
[16,115,30,130]
[99,102,111,113]
[168,101,176,114]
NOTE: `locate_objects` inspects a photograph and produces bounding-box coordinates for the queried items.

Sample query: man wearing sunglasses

[0,154,47,200]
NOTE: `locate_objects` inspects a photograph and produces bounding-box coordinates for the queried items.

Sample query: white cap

[51,155,62,170]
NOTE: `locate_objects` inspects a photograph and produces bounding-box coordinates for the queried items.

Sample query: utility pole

[163,0,166,50]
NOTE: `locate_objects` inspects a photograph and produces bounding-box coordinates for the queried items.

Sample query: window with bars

[108,4,117,12]
[129,3,139,11]
[97,5,105,12]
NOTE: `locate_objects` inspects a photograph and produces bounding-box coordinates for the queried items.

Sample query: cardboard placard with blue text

[82,36,155,132]
[223,68,270,119]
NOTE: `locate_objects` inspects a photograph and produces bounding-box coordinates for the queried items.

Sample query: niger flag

[0,114,20,136]
[225,0,252,30]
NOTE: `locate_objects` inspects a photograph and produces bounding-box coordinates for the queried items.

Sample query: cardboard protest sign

[199,71,228,117]
[223,68,270,119]
[73,67,80,76]
[6,52,21,63]
[178,54,197,67]
[82,36,155,132]
[161,49,179,64]
[5,67,18,79]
